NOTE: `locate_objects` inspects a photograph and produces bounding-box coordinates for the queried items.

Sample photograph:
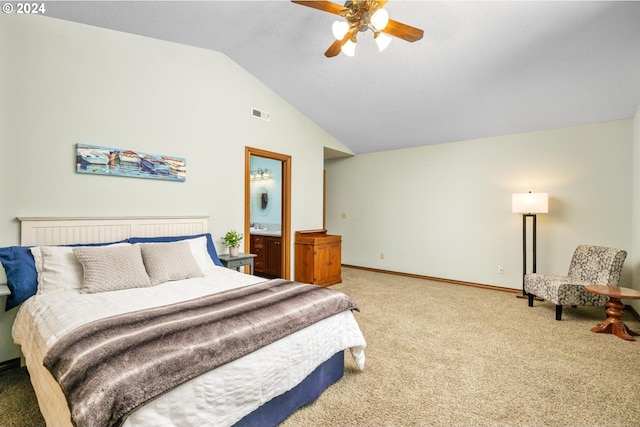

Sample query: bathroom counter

[249,229,281,237]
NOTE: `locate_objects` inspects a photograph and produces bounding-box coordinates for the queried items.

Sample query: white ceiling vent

[251,108,270,121]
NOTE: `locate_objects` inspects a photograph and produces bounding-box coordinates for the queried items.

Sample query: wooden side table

[218,253,257,275]
[294,229,342,287]
[585,285,640,341]
[0,284,10,318]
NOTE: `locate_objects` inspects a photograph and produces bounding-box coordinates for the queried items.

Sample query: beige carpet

[2,267,639,426]
[281,267,640,427]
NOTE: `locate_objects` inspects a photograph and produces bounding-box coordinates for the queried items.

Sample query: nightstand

[0,284,10,319]
[218,253,257,275]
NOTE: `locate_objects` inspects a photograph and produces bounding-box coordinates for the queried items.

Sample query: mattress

[13,266,366,427]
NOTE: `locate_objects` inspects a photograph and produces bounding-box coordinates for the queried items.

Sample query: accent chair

[524,244,627,320]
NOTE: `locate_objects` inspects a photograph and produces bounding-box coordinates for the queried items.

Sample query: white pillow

[30,243,127,295]
[33,246,83,294]
[140,240,204,285]
[73,244,151,294]
[186,236,217,272]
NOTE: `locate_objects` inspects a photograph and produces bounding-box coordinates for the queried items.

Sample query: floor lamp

[512,192,548,298]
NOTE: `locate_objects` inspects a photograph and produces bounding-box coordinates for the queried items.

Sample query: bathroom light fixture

[250,168,271,180]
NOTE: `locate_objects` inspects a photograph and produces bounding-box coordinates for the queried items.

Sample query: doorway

[244,147,291,279]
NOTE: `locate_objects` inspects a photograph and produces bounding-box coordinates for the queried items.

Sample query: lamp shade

[332,20,349,40]
[370,8,389,31]
[512,192,548,214]
[341,39,357,57]
[374,32,392,52]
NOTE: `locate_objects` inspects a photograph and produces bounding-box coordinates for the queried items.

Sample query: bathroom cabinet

[250,234,282,278]
[294,230,342,287]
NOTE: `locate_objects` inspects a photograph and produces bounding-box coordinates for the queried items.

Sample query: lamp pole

[512,192,548,299]
[518,213,537,298]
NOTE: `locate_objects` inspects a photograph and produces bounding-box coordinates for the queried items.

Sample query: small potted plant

[221,230,243,257]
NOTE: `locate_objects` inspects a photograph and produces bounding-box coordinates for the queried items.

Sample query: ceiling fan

[291,0,424,57]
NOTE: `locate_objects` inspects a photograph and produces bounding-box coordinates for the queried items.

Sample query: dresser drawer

[252,235,265,244]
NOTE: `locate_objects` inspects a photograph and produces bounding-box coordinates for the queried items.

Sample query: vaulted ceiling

[45,1,640,155]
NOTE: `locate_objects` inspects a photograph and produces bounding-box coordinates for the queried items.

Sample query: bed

[4,216,366,427]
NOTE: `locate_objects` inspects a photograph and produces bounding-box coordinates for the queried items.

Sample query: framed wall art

[76,143,186,182]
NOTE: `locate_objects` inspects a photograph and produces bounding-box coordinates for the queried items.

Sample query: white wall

[0,14,348,361]
[326,120,633,290]
[0,13,351,255]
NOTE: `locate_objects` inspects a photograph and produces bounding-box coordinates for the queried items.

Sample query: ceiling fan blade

[324,28,356,57]
[291,1,347,16]
[324,39,345,58]
[382,18,424,42]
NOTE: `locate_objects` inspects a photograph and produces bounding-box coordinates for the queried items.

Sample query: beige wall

[326,120,633,291]
[0,14,347,361]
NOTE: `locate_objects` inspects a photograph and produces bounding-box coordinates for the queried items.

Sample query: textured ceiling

[44,1,640,155]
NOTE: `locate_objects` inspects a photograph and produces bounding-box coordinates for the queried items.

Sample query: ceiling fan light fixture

[332,20,350,40]
[341,38,357,57]
[374,32,392,52]
[290,0,423,58]
[370,8,389,31]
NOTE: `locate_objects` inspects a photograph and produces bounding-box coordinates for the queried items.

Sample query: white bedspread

[13,266,366,427]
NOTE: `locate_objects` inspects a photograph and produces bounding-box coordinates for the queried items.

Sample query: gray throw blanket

[43,279,359,427]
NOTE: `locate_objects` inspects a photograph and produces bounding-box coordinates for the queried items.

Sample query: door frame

[245,147,291,280]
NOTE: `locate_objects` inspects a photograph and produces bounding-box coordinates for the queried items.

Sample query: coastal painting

[76,143,186,182]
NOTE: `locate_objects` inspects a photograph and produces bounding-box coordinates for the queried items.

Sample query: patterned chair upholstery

[524,245,627,320]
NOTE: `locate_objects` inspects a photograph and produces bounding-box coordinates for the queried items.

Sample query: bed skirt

[233,350,344,427]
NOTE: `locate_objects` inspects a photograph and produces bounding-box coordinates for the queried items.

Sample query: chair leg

[528,293,534,307]
[556,305,563,321]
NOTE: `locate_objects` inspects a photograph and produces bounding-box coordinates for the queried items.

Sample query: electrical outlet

[380,253,384,260]
[497,265,504,274]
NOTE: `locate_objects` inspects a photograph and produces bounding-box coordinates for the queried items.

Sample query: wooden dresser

[294,229,342,287]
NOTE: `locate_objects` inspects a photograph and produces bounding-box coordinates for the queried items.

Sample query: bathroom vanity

[250,232,282,278]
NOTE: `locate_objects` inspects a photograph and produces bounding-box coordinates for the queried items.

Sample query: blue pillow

[0,240,129,311]
[128,233,223,267]
[0,246,37,311]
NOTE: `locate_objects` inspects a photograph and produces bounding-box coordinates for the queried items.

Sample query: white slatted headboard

[19,216,209,246]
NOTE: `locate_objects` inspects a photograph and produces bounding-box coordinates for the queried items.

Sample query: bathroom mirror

[253,184,272,217]
[249,156,281,226]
